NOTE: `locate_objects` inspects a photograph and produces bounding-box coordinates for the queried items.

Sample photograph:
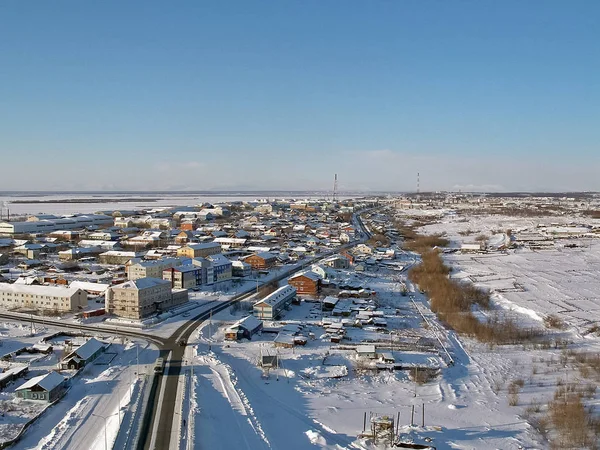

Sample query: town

[0,192,599,449]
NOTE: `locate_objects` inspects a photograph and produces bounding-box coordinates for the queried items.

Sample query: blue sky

[0,1,598,192]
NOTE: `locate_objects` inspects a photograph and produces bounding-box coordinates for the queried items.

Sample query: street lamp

[91,412,119,450]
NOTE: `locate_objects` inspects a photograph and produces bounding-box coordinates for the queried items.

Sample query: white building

[0,284,88,312]
[127,258,182,280]
[253,285,296,320]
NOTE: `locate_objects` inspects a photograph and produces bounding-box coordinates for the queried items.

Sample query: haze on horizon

[0,1,598,193]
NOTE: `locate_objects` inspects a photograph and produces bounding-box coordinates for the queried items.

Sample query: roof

[185,242,221,250]
[356,344,376,353]
[0,284,84,298]
[233,315,263,332]
[113,277,171,290]
[69,281,110,293]
[207,254,231,265]
[290,271,322,282]
[254,285,296,308]
[16,371,65,392]
[70,337,105,360]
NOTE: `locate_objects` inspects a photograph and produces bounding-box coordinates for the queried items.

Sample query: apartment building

[105,277,188,320]
[127,258,182,280]
[177,242,222,258]
[0,284,88,312]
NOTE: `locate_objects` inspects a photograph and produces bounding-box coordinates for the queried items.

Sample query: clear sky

[0,1,598,192]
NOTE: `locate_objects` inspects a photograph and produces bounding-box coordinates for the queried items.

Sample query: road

[142,209,375,450]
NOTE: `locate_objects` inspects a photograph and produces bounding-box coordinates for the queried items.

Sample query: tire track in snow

[199,354,271,449]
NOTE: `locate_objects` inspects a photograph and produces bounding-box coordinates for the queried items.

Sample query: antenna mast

[332,173,338,203]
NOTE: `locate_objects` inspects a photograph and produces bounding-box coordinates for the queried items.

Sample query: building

[163,264,204,289]
[105,277,188,320]
[207,254,232,283]
[253,285,296,320]
[68,281,110,297]
[244,252,277,270]
[0,284,87,312]
[0,215,112,235]
[15,371,67,402]
[190,257,215,285]
[224,315,263,341]
[231,260,251,277]
[213,237,247,249]
[323,255,350,270]
[98,250,143,265]
[127,258,182,280]
[288,271,322,296]
[177,242,222,258]
[59,337,106,370]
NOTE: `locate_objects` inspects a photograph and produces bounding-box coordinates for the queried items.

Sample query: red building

[288,271,321,296]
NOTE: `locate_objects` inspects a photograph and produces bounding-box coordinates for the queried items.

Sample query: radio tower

[332,173,338,203]
[417,172,420,199]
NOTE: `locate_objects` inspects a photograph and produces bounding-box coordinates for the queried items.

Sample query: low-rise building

[244,252,277,270]
[231,260,252,277]
[15,372,66,402]
[98,250,143,265]
[127,257,182,280]
[60,337,107,370]
[0,284,87,312]
[177,242,222,258]
[225,315,263,341]
[288,271,322,296]
[253,285,296,320]
[105,277,188,319]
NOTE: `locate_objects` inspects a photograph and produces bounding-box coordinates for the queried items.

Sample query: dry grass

[543,314,566,330]
[407,248,543,344]
[547,391,600,449]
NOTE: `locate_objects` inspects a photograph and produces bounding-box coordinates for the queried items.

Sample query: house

[323,255,350,270]
[177,242,222,258]
[15,371,66,402]
[174,230,197,245]
[213,237,247,249]
[0,366,28,389]
[356,344,377,359]
[253,285,296,320]
[244,252,277,270]
[273,333,295,348]
[224,315,263,341]
[60,337,106,370]
[288,271,322,296]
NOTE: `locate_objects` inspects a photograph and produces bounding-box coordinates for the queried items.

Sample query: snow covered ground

[172,258,567,449]
[0,321,158,450]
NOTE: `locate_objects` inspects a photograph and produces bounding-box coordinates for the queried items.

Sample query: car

[178,339,186,346]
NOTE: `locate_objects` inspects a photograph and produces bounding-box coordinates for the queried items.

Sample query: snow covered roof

[232,315,263,332]
[0,283,83,297]
[70,338,105,360]
[186,242,221,250]
[16,371,65,392]
[113,277,171,290]
[207,254,231,266]
[69,281,110,294]
[290,271,322,282]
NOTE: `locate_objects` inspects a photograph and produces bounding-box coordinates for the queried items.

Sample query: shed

[225,315,263,341]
